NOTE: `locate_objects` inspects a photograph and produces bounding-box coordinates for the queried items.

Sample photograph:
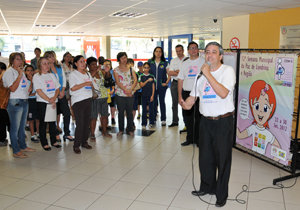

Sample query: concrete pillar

[102,36,111,59]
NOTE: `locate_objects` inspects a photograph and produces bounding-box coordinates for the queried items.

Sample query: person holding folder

[33,57,61,151]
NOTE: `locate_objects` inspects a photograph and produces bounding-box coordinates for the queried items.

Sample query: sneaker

[112,118,116,125]
[31,136,39,143]
[0,141,7,147]
[142,126,146,130]
[137,114,141,119]
[148,124,153,129]
[36,134,40,139]
[161,121,166,126]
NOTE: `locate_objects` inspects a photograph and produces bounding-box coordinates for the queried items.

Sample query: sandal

[21,147,36,152]
[129,132,135,137]
[13,152,28,158]
[90,135,96,142]
[117,131,123,136]
[103,133,112,138]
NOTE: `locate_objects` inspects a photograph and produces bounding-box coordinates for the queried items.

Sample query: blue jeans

[7,99,29,154]
[154,87,167,121]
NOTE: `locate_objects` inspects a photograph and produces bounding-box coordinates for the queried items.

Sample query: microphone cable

[190,74,299,206]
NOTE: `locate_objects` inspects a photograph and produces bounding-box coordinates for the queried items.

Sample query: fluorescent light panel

[29,0,47,33]
[0,9,11,34]
[123,28,143,30]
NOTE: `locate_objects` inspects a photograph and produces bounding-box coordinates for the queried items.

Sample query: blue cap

[137,61,143,66]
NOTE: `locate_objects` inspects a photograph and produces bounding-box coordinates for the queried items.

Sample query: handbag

[104,74,115,88]
[0,79,10,109]
[130,67,141,91]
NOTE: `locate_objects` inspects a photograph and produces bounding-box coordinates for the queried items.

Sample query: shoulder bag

[130,67,141,91]
[0,79,10,109]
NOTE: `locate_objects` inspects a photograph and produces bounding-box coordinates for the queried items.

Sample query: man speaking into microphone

[181,42,236,207]
[177,41,205,146]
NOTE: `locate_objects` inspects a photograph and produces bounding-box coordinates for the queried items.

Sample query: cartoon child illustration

[236,80,281,160]
[276,58,285,80]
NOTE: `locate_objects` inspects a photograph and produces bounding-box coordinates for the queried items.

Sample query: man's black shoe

[168,123,178,127]
[191,190,215,196]
[181,141,191,146]
[215,200,226,207]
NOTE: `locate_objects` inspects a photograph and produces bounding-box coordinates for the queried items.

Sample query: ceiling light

[194,28,220,31]
[111,12,146,18]
[123,28,143,30]
[69,32,84,34]
[0,9,11,34]
[139,33,153,35]
[29,0,47,33]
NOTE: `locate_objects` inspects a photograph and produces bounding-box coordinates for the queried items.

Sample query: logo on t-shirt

[188,66,198,77]
[202,81,216,99]
[254,132,266,149]
[84,78,92,89]
[45,80,55,92]
[21,76,28,89]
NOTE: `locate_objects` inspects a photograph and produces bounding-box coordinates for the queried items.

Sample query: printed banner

[236,53,298,165]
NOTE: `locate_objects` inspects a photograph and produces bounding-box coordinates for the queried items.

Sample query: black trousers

[56,96,71,136]
[37,102,57,147]
[198,115,233,202]
[0,109,10,142]
[72,98,92,149]
[182,90,200,144]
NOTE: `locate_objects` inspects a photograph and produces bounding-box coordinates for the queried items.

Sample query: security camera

[213,19,217,23]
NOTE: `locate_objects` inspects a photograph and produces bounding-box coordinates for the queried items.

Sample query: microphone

[197,61,211,79]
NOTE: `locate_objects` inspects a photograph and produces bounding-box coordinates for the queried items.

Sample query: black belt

[204,111,234,120]
[173,80,178,82]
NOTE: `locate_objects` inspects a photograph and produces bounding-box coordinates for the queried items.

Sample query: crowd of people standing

[0,46,174,157]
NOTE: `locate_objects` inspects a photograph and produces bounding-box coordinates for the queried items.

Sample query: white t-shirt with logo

[69,70,92,106]
[177,56,205,91]
[3,67,30,99]
[33,73,61,103]
[190,64,236,117]
[246,124,275,155]
[169,56,186,81]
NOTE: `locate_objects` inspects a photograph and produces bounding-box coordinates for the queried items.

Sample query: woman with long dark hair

[148,47,170,126]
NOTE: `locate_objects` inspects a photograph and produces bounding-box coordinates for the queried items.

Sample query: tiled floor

[0,91,299,210]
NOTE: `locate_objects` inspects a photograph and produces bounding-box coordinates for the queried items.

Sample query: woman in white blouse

[69,55,93,154]
[33,57,61,151]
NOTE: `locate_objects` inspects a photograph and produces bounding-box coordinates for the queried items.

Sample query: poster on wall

[236,53,297,166]
[223,52,237,72]
[280,25,300,49]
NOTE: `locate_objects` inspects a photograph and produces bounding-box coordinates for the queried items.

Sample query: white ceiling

[0,0,300,38]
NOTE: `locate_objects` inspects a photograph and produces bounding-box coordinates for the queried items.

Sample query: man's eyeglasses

[189,47,198,50]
